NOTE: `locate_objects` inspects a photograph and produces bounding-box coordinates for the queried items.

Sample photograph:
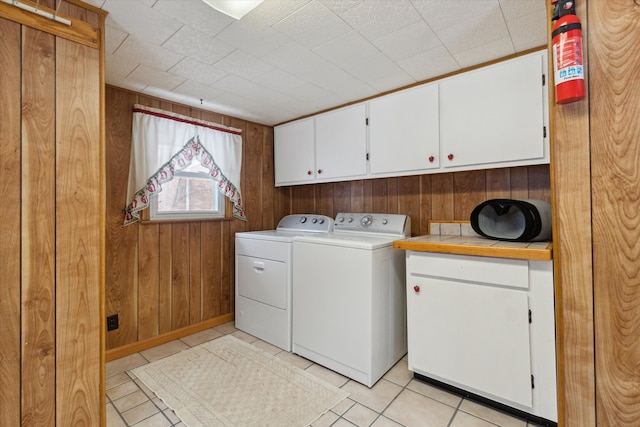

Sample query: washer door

[237,255,287,309]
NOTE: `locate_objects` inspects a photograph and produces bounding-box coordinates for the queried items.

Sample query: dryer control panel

[276,214,334,233]
[334,213,410,237]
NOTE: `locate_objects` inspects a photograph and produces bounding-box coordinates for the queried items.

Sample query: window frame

[149,165,225,222]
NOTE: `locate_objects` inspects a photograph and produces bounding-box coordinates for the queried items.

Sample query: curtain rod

[1,0,72,26]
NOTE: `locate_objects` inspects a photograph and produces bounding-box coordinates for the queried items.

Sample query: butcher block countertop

[393,234,553,261]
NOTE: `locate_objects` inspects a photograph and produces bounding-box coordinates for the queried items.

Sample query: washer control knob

[360,215,373,227]
[312,218,318,223]
[347,217,353,223]
[338,217,345,222]
[300,216,307,223]
[382,219,388,225]
[318,218,325,224]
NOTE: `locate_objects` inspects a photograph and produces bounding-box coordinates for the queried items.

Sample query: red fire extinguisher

[551,0,584,104]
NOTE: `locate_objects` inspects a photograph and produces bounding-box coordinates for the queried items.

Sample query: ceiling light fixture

[202,0,264,20]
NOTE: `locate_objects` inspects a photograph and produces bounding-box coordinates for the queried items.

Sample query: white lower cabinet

[406,251,557,423]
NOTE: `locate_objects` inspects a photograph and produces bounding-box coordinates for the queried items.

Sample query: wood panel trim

[0,16,22,427]
[105,313,234,362]
[548,0,596,424]
[98,9,106,426]
[21,26,56,425]
[0,0,100,48]
[55,36,101,425]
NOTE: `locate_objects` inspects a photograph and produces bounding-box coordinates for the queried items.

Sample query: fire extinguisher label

[553,35,584,84]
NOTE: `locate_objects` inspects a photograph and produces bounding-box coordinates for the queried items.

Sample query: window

[150,161,225,220]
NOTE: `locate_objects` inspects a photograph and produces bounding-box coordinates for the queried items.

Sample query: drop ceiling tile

[152,0,235,38]
[141,85,188,105]
[168,58,228,87]
[372,21,442,62]
[398,45,460,81]
[212,50,275,80]
[452,37,516,68]
[262,41,326,74]
[212,75,290,108]
[99,0,550,125]
[111,36,184,72]
[251,69,324,101]
[162,26,234,65]
[506,10,548,51]
[339,0,423,40]
[436,7,511,53]
[369,73,416,94]
[215,18,289,58]
[246,0,311,26]
[210,92,298,125]
[313,31,380,68]
[110,78,148,95]
[341,53,413,86]
[127,65,186,92]
[172,80,224,105]
[413,0,501,32]
[104,24,128,55]
[105,57,139,86]
[499,0,546,21]
[273,1,352,49]
[292,61,375,102]
[318,0,361,15]
[102,0,182,45]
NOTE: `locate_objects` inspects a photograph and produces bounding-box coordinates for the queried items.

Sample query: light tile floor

[106,322,545,427]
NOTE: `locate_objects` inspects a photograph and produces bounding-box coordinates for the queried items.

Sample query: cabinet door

[440,51,546,169]
[369,83,440,175]
[274,118,315,185]
[408,274,533,408]
[315,103,367,181]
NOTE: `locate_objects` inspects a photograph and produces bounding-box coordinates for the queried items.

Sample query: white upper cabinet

[274,50,549,186]
[274,103,367,186]
[439,51,548,170]
[369,83,440,175]
[315,103,368,181]
[274,118,315,185]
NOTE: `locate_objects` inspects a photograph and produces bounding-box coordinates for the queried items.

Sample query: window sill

[140,217,234,226]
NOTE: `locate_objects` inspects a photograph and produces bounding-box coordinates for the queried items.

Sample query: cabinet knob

[413,285,420,293]
[317,169,323,174]
[428,156,435,163]
[307,170,312,175]
[447,153,454,161]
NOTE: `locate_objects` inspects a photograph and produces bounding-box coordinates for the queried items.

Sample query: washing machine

[235,214,334,351]
[292,213,410,387]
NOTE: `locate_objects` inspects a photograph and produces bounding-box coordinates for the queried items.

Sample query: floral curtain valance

[123,105,245,226]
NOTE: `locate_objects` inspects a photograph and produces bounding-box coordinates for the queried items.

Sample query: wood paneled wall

[106,85,550,355]
[286,167,550,236]
[105,86,290,352]
[552,1,640,425]
[589,1,640,425]
[0,1,103,425]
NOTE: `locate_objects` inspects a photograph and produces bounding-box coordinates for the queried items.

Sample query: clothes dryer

[235,214,333,351]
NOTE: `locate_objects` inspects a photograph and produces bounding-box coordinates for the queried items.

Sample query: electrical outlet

[106,314,119,331]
